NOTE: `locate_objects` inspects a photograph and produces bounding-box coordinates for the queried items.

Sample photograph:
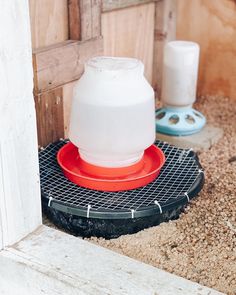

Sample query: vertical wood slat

[63,81,77,137]
[32,0,103,147]
[102,3,155,83]
[68,0,81,40]
[68,0,102,41]
[35,88,64,147]
[153,0,176,98]
[29,0,69,49]
[91,0,102,38]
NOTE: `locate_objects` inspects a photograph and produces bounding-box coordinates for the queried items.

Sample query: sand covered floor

[89,96,236,295]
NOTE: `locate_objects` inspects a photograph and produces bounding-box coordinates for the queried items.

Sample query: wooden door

[30,0,176,147]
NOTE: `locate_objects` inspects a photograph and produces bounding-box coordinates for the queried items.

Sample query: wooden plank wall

[29,0,170,146]
[29,0,103,146]
[177,0,236,100]
[29,0,236,147]
[29,0,69,49]
[102,3,155,83]
[30,0,70,146]
[153,0,176,98]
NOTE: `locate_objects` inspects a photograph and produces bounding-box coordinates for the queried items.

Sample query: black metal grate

[39,140,204,219]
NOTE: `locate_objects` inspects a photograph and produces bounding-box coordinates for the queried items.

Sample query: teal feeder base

[156,107,206,136]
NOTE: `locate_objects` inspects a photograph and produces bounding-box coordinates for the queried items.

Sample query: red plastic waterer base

[57,142,165,192]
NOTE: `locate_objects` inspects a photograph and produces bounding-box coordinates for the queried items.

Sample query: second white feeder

[156,41,206,136]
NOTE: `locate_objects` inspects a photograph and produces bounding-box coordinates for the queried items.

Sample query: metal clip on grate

[39,140,204,238]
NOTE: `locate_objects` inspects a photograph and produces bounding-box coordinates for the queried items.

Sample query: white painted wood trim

[0,0,42,249]
[0,226,224,295]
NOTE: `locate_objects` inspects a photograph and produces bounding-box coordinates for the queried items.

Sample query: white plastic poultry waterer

[156,41,206,136]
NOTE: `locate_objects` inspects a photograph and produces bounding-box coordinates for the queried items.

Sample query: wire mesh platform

[40,140,204,238]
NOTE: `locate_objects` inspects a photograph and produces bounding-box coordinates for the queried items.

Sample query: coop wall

[176,0,236,100]
[29,0,176,147]
[30,0,236,148]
